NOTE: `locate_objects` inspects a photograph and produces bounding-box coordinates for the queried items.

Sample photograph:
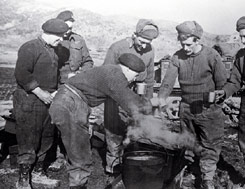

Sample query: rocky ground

[1,67,245,189]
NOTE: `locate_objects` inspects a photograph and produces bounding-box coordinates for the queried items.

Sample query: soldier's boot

[16,164,32,189]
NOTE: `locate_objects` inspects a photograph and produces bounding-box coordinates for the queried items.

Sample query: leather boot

[33,161,48,177]
[16,164,32,189]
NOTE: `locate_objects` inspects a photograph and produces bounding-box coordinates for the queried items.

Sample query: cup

[136,83,147,95]
[208,92,216,103]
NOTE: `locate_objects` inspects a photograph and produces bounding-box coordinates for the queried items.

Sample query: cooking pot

[122,141,186,189]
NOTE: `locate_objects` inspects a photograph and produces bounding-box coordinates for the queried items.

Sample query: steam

[124,114,202,153]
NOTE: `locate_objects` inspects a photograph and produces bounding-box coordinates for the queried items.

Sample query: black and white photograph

[1,0,245,188]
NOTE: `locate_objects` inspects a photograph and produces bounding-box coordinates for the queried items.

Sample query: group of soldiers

[12,9,245,189]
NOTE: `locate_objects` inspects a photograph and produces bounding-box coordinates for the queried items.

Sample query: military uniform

[49,54,152,188]
[102,19,159,174]
[58,32,93,84]
[14,18,68,189]
[56,10,94,84]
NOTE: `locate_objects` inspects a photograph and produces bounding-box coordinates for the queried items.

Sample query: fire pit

[122,141,186,189]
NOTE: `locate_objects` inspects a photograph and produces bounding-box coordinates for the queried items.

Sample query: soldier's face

[50,35,63,47]
[134,36,152,52]
[239,29,245,45]
[64,21,73,37]
[180,36,199,55]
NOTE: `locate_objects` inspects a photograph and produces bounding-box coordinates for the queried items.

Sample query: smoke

[124,114,202,153]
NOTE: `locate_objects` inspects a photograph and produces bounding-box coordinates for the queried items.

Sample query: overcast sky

[35,0,245,35]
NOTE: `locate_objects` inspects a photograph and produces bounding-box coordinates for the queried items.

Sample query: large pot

[122,141,186,189]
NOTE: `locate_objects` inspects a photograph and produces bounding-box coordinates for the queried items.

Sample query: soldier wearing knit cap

[14,18,69,189]
[135,19,159,40]
[176,20,203,39]
[215,16,245,164]
[158,21,227,189]
[236,16,245,32]
[102,19,159,175]
[56,10,94,84]
[49,53,153,188]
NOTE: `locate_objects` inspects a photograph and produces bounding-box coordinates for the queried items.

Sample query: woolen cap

[42,18,69,35]
[236,16,245,31]
[56,10,75,22]
[135,19,159,40]
[176,21,203,39]
[119,53,145,73]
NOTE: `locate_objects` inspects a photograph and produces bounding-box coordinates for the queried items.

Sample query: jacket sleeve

[103,44,119,65]
[212,51,227,90]
[105,72,152,116]
[14,43,39,92]
[223,57,243,97]
[158,56,178,99]
[69,36,94,71]
[144,55,155,99]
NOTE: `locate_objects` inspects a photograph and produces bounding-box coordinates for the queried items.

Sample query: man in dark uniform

[13,18,68,189]
[216,16,245,159]
[49,53,154,189]
[158,21,227,189]
[103,19,159,174]
[56,10,94,84]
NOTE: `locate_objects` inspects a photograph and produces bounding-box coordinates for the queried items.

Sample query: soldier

[158,21,227,189]
[13,18,68,189]
[216,16,245,159]
[56,10,94,84]
[103,19,159,175]
[49,53,154,189]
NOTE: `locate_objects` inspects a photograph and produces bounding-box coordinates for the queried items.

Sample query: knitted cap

[119,53,145,73]
[42,18,69,35]
[135,19,159,40]
[236,16,245,32]
[176,21,203,39]
[57,10,75,22]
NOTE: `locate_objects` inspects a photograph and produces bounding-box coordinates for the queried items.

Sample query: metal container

[122,142,186,189]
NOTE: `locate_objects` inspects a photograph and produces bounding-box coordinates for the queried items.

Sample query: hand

[214,90,225,103]
[150,97,160,107]
[68,72,76,78]
[159,98,167,109]
[32,87,53,104]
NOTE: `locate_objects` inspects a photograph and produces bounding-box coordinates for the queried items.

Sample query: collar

[38,36,53,49]
[38,36,48,47]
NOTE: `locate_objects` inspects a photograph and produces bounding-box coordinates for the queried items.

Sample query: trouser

[104,98,128,171]
[179,102,225,180]
[13,89,55,165]
[49,85,92,187]
[238,96,245,154]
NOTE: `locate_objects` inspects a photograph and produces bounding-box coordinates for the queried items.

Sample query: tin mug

[208,92,216,103]
[136,83,147,95]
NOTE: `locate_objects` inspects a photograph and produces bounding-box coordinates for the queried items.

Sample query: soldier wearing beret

[158,21,227,189]
[49,53,154,189]
[13,18,68,189]
[102,19,159,175]
[216,16,245,159]
[56,10,94,84]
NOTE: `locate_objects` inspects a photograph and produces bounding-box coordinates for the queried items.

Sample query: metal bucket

[122,142,186,189]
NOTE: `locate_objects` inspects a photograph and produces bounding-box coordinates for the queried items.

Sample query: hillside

[0,0,239,66]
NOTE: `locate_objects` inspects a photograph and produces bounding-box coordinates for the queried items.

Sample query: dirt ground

[1,67,245,189]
